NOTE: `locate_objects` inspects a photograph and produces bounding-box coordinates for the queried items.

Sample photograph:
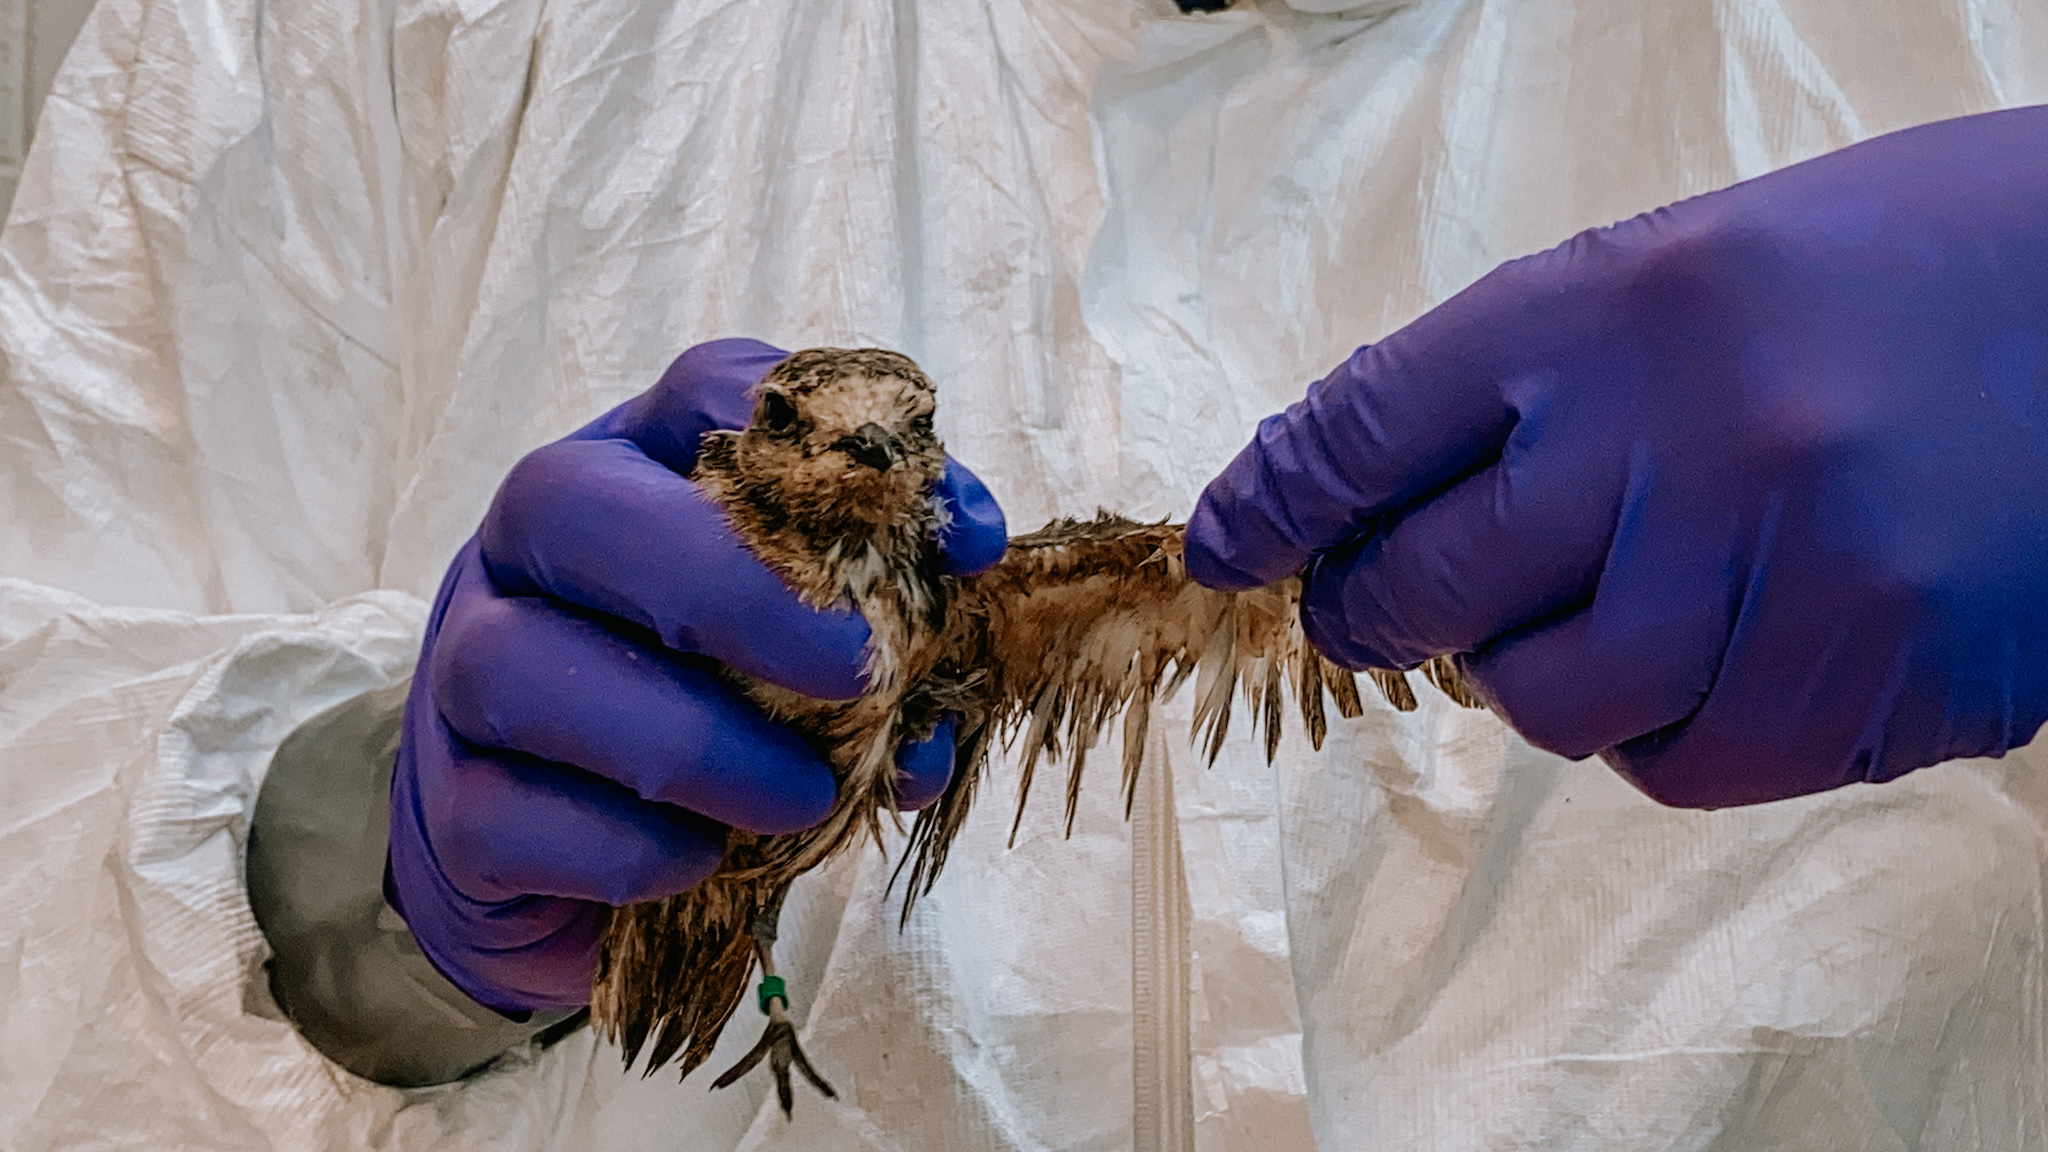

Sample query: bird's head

[696,349,948,600]
[732,347,944,524]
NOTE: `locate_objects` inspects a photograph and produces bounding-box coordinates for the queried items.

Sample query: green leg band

[757,974,789,1015]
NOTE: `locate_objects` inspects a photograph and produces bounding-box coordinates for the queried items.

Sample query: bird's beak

[833,422,901,471]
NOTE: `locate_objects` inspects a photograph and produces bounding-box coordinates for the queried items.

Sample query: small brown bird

[590,348,1478,1114]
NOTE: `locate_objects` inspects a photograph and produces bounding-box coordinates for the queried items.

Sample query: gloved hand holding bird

[590,345,1479,1112]
[384,336,1480,1117]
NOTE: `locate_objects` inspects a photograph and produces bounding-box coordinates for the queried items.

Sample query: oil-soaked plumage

[589,348,1480,1112]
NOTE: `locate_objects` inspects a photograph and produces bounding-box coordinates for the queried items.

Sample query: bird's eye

[760,391,799,435]
[910,412,935,439]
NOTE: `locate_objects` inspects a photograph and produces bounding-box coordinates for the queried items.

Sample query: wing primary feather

[1007,754,1037,849]
[1191,612,1238,763]
[1120,673,1153,819]
[1189,611,1234,730]
[1328,664,1367,716]
[1009,684,1059,848]
[1260,656,1284,762]
[1158,656,1199,703]
[1368,668,1417,712]
[1297,646,1329,751]
[1422,656,1483,708]
[1062,736,1091,838]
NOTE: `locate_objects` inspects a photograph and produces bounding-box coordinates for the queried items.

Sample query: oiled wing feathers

[900,513,1477,909]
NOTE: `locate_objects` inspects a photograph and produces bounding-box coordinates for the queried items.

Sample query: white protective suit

[3,0,2048,1147]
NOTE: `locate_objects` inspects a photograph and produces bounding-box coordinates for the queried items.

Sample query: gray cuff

[246,679,586,1087]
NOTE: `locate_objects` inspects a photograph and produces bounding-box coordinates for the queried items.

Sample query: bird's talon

[790,1033,838,1100]
[711,1017,836,1118]
[708,1023,775,1090]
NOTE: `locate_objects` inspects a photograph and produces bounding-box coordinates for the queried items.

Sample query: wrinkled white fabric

[1,0,2047,1147]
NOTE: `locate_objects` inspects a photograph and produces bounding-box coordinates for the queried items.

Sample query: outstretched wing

[899,513,1479,909]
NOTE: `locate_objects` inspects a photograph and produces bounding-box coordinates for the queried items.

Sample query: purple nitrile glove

[387,339,1008,1015]
[1186,105,2048,809]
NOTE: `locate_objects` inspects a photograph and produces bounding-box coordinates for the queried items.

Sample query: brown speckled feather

[588,348,1480,1107]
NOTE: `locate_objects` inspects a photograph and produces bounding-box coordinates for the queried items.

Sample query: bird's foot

[709,983,836,1117]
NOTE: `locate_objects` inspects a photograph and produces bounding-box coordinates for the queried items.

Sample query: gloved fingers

[1593,523,2048,808]
[1185,228,1648,592]
[479,437,874,699]
[1297,436,1625,668]
[431,579,839,833]
[569,338,791,473]
[1459,497,1743,766]
[935,459,1008,576]
[420,739,730,907]
[893,715,959,811]
[1460,601,1725,764]
[1593,537,1927,808]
